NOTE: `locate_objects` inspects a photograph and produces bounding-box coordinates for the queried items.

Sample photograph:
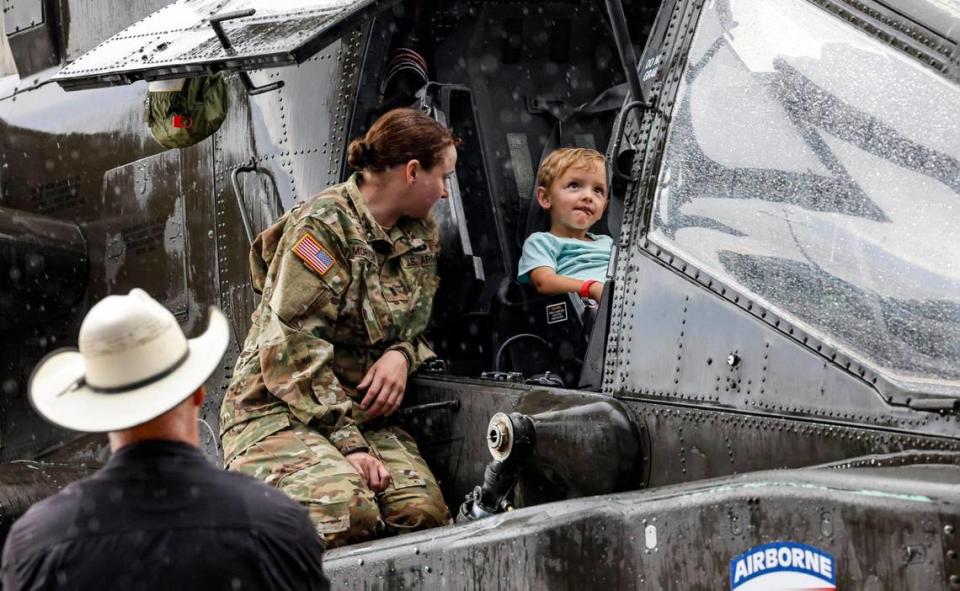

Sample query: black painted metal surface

[612,251,960,441]
[409,374,960,513]
[323,453,960,589]
[0,207,86,331]
[93,150,189,315]
[0,461,97,544]
[404,378,645,512]
[520,397,642,499]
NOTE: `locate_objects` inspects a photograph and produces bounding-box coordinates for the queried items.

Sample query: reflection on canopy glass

[650,0,960,389]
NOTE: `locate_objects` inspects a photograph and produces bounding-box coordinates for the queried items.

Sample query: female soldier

[220,108,457,547]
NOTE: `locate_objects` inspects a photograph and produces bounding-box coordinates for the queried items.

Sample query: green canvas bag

[148,74,228,149]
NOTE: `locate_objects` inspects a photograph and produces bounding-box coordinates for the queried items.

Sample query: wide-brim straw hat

[29,288,229,433]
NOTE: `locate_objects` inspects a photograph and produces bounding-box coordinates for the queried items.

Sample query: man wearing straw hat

[1,289,327,590]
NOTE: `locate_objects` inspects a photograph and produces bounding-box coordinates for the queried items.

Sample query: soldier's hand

[346,452,392,492]
[358,350,409,420]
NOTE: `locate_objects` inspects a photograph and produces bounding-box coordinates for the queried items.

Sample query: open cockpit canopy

[53,0,397,91]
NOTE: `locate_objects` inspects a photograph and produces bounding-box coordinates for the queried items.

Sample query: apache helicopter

[1,0,960,588]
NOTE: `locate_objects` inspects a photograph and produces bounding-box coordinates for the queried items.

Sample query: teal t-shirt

[517,232,613,284]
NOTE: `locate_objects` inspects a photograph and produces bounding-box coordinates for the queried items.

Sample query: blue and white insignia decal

[730,542,836,591]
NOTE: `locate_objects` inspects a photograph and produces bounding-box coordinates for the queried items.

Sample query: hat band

[64,348,191,396]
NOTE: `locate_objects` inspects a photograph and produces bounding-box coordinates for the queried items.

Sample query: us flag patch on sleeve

[293,233,336,276]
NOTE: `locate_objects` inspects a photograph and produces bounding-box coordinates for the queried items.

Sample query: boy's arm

[529,267,603,300]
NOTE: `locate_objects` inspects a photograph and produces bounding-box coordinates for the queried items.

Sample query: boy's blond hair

[536,147,606,190]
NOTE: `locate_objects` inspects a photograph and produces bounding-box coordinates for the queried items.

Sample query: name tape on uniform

[401,253,437,268]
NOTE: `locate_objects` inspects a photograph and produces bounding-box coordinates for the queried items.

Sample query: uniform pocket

[367,428,428,489]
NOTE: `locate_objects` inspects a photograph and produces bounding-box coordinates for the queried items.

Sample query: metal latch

[209,9,284,96]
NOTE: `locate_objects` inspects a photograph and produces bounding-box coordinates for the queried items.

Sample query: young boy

[518,147,612,302]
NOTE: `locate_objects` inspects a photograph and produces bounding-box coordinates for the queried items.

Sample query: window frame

[618,0,960,407]
[0,14,19,78]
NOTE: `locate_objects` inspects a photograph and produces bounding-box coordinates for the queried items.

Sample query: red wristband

[579,280,598,298]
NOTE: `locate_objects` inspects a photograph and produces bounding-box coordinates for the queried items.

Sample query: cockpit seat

[407,76,622,382]
[491,124,615,385]
[492,280,594,388]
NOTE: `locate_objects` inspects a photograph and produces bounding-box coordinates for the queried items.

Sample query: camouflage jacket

[220,173,440,463]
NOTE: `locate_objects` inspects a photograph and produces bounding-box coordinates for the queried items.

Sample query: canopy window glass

[53,0,392,90]
[649,0,960,390]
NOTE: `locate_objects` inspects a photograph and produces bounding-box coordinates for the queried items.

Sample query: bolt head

[947,525,956,535]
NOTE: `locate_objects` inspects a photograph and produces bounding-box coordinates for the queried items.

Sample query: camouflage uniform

[220,173,449,547]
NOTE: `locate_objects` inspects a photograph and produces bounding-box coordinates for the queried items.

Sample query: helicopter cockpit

[354,0,655,389]
[49,0,655,394]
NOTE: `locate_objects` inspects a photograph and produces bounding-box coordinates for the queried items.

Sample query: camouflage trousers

[227,419,450,548]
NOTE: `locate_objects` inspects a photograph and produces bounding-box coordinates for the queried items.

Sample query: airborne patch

[293,233,336,276]
[730,542,836,590]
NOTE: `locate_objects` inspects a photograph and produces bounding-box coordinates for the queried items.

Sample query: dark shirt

[0,440,328,591]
